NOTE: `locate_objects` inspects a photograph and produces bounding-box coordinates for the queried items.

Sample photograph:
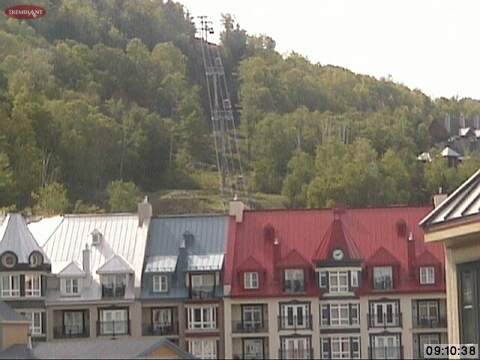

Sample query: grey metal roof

[441,146,461,158]
[144,256,178,273]
[0,214,49,264]
[142,215,228,300]
[28,214,150,302]
[420,169,480,227]
[58,261,86,277]
[28,338,195,359]
[0,301,29,322]
[97,255,134,274]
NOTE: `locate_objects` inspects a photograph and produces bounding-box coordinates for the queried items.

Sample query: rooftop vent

[91,229,103,246]
[182,230,194,248]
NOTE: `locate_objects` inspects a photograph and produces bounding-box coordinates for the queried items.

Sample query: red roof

[416,250,441,266]
[225,206,445,297]
[277,249,311,268]
[313,217,363,262]
[237,256,265,272]
[366,246,400,266]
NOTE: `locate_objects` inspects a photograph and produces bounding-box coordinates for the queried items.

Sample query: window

[22,311,43,335]
[244,338,264,359]
[101,274,126,297]
[187,306,217,329]
[370,301,400,327]
[99,309,128,335]
[321,304,330,326]
[281,337,311,359]
[350,304,359,325]
[420,267,435,285]
[152,308,172,330]
[29,252,43,267]
[63,311,84,336]
[188,339,217,359]
[417,300,438,325]
[190,274,215,298]
[280,303,310,329]
[331,337,350,359]
[1,252,16,268]
[153,275,168,292]
[330,304,349,326]
[319,271,328,288]
[329,271,348,293]
[284,269,305,293]
[351,271,359,287]
[373,266,393,290]
[62,278,80,296]
[25,274,41,297]
[244,272,259,289]
[371,335,401,359]
[0,274,20,297]
[418,334,440,358]
[242,305,263,330]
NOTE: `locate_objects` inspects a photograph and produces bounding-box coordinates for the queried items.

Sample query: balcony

[369,346,403,359]
[232,320,268,333]
[413,317,447,328]
[142,322,178,336]
[367,313,402,328]
[96,320,130,336]
[190,287,216,299]
[53,325,89,339]
[278,315,312,331]
[101,285,125,298]
[278,348,313,359]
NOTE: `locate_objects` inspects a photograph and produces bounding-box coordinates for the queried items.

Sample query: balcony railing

[369,346,403,359]
[413,317,447,328]
[142,322,178,336]
[278,315,312,330]
[53,325,89,339]
[101,285,126,298]
[367,313,402,328]
[233,351,269,360]
[190,287,216,299]
[279,348,313,359]
[232,320,268,333]
[96,320,130,336]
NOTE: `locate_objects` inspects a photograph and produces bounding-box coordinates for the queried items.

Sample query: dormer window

[244,272,259,289]
[29,252,43,268]
[373,266,393,290]
[1,252,17,268]
[101,274,126,298]
[61,278,80,296]
[329,271,348,293]
[153,275,168,292]
[91,229,103,246]
[420,266,435,285]
[284,269,305,293]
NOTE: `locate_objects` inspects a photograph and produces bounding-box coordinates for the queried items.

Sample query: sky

[180,0,480,100]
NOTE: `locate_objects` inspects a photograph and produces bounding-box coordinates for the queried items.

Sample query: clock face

[332,249,344,261]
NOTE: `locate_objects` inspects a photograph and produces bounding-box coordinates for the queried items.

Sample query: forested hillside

[1,0,480,214]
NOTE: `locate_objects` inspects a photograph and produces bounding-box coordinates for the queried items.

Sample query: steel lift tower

[198,16,247,200]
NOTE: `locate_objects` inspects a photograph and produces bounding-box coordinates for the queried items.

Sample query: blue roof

[142,215,228,300]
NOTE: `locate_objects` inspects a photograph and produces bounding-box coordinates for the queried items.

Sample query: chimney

[83,243,91,284]
[407,231,416,276]
[273,236,281,281]
[229,197,246,223]
[433,187,447,208]
[138,196,152,227]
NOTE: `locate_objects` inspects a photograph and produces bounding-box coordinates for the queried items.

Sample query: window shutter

[20,274,25,297]
[349,303,353,325]
[348,270,352,291]
[41,275,46,297]
[41,312,46,334]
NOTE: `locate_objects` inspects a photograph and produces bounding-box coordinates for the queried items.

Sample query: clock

[332,249,344,261]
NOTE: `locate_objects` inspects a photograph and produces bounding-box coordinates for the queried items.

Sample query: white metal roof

[28,213,150,301]
[186,254,224,271]
[144,256,178,273]
[58,261,86,277]
[459,127,472,137]
[441,146,461,158]
[97,255,134,274]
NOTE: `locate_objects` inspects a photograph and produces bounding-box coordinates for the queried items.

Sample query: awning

[187,254,224,271]
[144,256,178,273]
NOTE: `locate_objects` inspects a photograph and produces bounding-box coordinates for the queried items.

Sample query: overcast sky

[181,0,479,100]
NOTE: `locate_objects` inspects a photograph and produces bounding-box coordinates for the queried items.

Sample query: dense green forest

[1,0,480,214]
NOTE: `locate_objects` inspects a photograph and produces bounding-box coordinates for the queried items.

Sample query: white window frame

[329,271,349,293]
[350,304,359,325]
[187,305,217,330]
[0,274,20,297]
[420,266,435,285]
[99,308,128,335]
[373,266,393,290]
[22,311,42,335]
[188,339,217,359]
[153,274,168,292]
[244,272,259,289]
[25,274,41,297]
[319,271,328,288]
[101,274,127,297]
[63,311,84,335]
[61,277,80,296]
[331,337,350,359]
[351,271,359,287]
[330,304,350,326]
[281,303,310,329]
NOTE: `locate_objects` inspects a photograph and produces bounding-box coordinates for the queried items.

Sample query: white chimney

[83,244,91,282]
[433,187,448,208]
[229,198,246,223]
[138,196,152,227]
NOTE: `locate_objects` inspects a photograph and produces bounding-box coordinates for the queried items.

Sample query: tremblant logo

[4,5,46,20]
